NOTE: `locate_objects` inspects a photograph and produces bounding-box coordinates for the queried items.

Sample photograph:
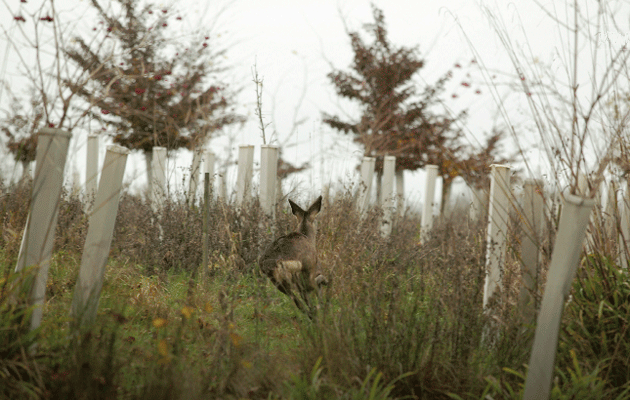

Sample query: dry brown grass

[1,178,629,399]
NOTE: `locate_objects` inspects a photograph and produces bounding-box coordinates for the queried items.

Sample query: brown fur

[259,196,326,317]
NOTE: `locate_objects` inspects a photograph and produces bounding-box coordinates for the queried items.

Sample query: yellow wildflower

[153,317,167,328]
[181,306,194,319]
[157,339,169,357]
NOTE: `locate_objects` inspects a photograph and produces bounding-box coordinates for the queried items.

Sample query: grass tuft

[1,182,629,399]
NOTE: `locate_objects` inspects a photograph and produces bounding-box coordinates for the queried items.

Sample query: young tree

[64,0,244,193]
[323,5,506,208]
[1,87,44,183]
[443,128,509,190]
[252,63,309,200]
[1,0,110,179]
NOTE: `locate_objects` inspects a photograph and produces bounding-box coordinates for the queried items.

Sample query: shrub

[0,266,44,399]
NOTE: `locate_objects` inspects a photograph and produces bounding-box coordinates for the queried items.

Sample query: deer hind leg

[300,290,317,319]
[293,291,314,319]
[273,260,313,317]
[276,280,312,317]
[274,280,292,297]
[293,274,318,319]
[276,281,310,316]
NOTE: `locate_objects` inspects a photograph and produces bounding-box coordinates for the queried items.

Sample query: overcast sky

[1,0,627,208]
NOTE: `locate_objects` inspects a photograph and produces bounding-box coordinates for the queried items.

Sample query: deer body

[260,196,326,317]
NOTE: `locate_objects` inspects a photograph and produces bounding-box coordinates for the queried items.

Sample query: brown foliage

[65,0,244,153]
[323,6,512,208]
[1,86,46,163]
[322,5,465,174]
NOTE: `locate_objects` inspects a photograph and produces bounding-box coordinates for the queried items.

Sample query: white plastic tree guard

[584,180,604,254]
[483,164,511,310]
[15,128,71,331]
[396,170,405,216]
[452,191,468,217]
[202,172,211,278]
[188,149,203,204]
[151,146,167,212]
[86,134,99,204]
[70,145,129,328]
[518,179,544,323]
[218,171,228,201]
[618,180,630,269]
[469,187,484,222]
[20,160,33,183]
[523,192,595,400]
[550,189,563,225]
[143,150,153,198]
[380,156,396,237]
[236,145,255,205]
[358,157,375,214]
[204,150,215,189]
[420,165,438,244]
[71,165,81,196]
[260,145,278,216]
[604,180,617,238]
[442,185,454,219]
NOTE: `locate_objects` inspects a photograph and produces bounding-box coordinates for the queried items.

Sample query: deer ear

[289,199,305,218]
[306,196,322,220]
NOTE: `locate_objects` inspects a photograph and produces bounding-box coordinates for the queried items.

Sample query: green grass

[2,186,630,399]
